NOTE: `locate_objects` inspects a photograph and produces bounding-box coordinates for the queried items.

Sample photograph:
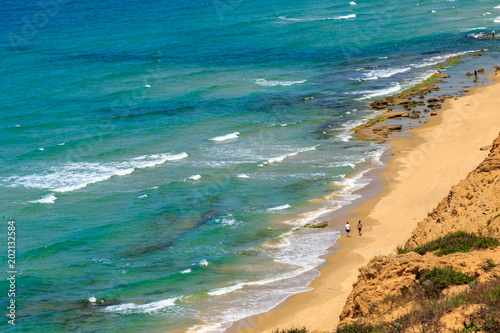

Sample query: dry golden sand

[230,75,500,333]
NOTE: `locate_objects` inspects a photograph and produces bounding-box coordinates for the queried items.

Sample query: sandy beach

[231,74,500,333]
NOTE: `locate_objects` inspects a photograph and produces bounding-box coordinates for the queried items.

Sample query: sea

[1,0,500,332]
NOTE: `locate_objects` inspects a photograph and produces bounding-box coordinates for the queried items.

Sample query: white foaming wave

[199,259,209,266]
[29,193,57,204]
[188,175,202,181]
[468,33,483,39]
[494,16,500,23]
[461,27,487,32]
[255,79,306,87]
[496,5,500,9]
[216,214,237,226]
[284,206,338,226]
[209,132,240,142]
[236,174,250,179]
[187,323,223,333]
[332,14,356,19]
[278,16,304,22]
[181,268,192,274]
[5,152,188,193]
[272,229,340,267]
[267,204,291,212]
[278,14,355,22]
[356,82,402,100]
[360,50,479,82]
[138,194,148,199]
[208,283,246,296]
[411,50,479,69]
[349,1,356,5]
[207,266,313,297]
[259,146,319,166]
[336,111,384,142]
[361,67,412,81]
[262,237,291,249]
[104,297,178,314]
[208,226,340,298]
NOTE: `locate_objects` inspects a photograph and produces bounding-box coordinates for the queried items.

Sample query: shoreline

[229,72,500,333]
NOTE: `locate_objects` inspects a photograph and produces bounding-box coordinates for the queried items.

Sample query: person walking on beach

[474,70,478,78]
[345,222,351,237]
[358,220,362,236]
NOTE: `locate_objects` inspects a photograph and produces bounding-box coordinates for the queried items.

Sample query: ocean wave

[278,14,355,22]
[187,323,223,333]
[216,214,237,226]
[267,204,291,212]
[360,50,479,81]
[209,132,240,142]
[4,152,188,193]
[355,82,402,100]
[207,267,313,297]
[181,268,192,274]
[259,146,319,166]
[278,16,304,22]
[104,297,178,314]
[361,66,412,81]
[349,1,356,5]
[411,50,478,69]
[188,175,202,181]
[336,112,383,141]
[255,79,306,87]
[207,228,340,298]
[461,27,487,32]
[494,16,500,23]
[333,14,356,20]
[199,259,209,266]
[29,193,57,204]
[236,174,250,179]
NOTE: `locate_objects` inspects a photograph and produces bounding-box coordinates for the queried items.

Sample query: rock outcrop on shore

[338,133,500,332]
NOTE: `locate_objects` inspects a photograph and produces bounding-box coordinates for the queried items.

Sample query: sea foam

[29,193,57,204]
[104,297,178,314]
[255,79,306,87]
[267,204,291,212]
[356,82,402,100]
[259,146,319,166]
[210,132,240,141]
[5,152,188,193]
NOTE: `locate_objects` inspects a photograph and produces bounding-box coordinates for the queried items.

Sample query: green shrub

[482,259,496,271]
[461,320,480,332]
[413,231,499,256]
[273,328,308,333]
[419,266,476,296]
[336,323,377,333]
[396,246,410,254]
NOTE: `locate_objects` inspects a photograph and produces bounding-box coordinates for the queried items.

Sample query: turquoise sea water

[2,0,500,332]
